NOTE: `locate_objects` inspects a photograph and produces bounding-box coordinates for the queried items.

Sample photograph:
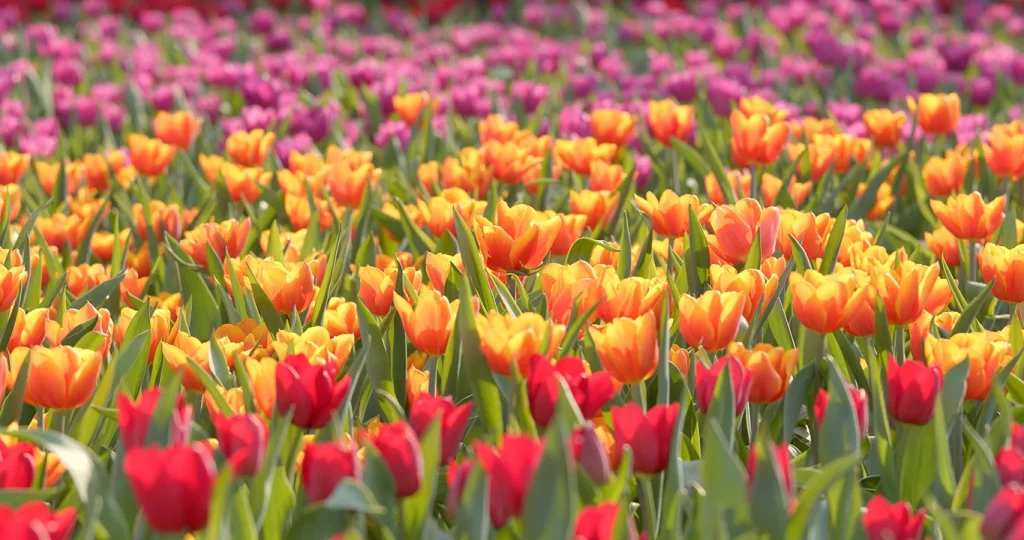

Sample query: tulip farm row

[4,0,1024,539]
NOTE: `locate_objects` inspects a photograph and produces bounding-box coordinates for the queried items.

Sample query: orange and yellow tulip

[481,140,542,186]
[669,344,690,376]
[854,182,895,220]
[647,99,696,145]
[358,265,423,317]
[710,266,777,321]
[226,129,275,167]
[219,163,269,202]
[441,148,493,197]
[910,311,960,362]
[0,151,31,185]
[984,130,1024,179]
[707,198,781,265]
[478,115,521,144]
[270,328,353,372]
[633,191,708,238]
[393,286,462,355]
[677,290,746,351]
[128,134,176,177]
[874,262,946,325]
[547,212,588,255]
[908,93,961,135]
[325,161,382,208]
[590,312,659,384]
[475,312,565,377]
[729,109,789,165]
[0,265,26,312]
[921,151,968,197]
[926,333,1008,400]
[841,276,878,337]
[977,244,1024,304]
[738,96,789,123]
[554,138,617,175]
[590,108,635,147]
[180,218,252,269]
[925,226,961,267]
[250,259,316,314]
[570,189,619,230]
[472,201,561,271]
[930,192,1005,240]
[598,274,667,322]
[862,109,906,147]
[152,110,203,149]
[323,298,361,339]
[393,91,432,126]
[7,346,101,409]
[728,342,798,403]
[790,270,856,334]
[588,160,627,192]
[244,357,277,417]
[540,261,606,325]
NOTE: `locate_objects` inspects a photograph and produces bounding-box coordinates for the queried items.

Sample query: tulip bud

[527,354,614,429]
[117,389,193,451]
[124,444,216,533]
[301,441,362,503]
[611,402,680,475]
[474,435,545,529]
[747,442,795,499]
[0,441,37,489]
[695,355,753,416]
[997,448,1024,486]
[213,413,268,477]
[572,425,611,484]
[275,354,351,430]
[370,422,424,498]
[445,459,473,520]
[0,501,77,539]
[982,485,1024,539]
[861,495,925,540]
[575,502,640,540]
[408,395,471,464]
[814,384,870,440]
[886,358,942,426]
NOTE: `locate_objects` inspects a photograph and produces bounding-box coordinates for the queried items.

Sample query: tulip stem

[752,164,764,204]
[639,476,659,537]
[893,326,905,365]
[631,382,648,410]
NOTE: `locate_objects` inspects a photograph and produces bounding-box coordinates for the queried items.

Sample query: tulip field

[8,0,1024,538]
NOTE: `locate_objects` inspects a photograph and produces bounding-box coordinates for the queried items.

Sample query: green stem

[752,164,764,203]
[893,325,906,365]
[631,382,648,411]
[639,476,659,538]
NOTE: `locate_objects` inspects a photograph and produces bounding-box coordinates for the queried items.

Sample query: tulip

[925,226,961,267]
[589,312,659,384]
[152,110,202,149]
[633,191,706,238]
[180,218,252,269]
[571,425,612,485]
[814,384,869,440]
[875,262,946,325]
[669,344,691,375]
[922,151,968,198]
[746,442,794,498]
[480,140,543,186]
[986,128,1024,179]
[359,265,416,317]
[978,244,1024,304]
[474,435,545,529]
[710,266,777,321]
[475,312,565,377]
[598,275,667,322]
[393,92,432,126]
[370,421,424,498]
[249,258,316,315]
[301,440,362,503]
[0,265,25,312]
[7,346,101,410]
[930,193,1005,241]
[695,355,753,416]
[589,160,627,192]
[647,99,696,145]
[325,161,382,208]
[887,358,942,425]
[408,395,471,464]
[124,444,216,533]
[611,402,679,475]
[789,270,856,334]
[226,129,275,167]
[275,353,351,430]
[575,502,640,540]
[0,151,31,186]
[730,109,789,165]
[862,109,906,147]
[677,290,746,351]
[128,134,176,177]
[244,357,277,418]
[707,198,781,265]
[527,354,614,429]
[982,485,1024,539]
[117,389,193,451]
[472,201,561,271]
[590,108,635,147]
[546,211,588,256]
[729,343,798,404]
[0,500,77,539]
[778,209,831,260]
[393,286,461,355]
[0,441,36,489]
[569,189,619,230]
[440,147,493,196]
[554,138,617,175]
[862,495,925,540]
[908,93,961,135]
[997,448,1024,485]
[925,334,1005,401]
[445,458,473,519]
[213,413,267,477]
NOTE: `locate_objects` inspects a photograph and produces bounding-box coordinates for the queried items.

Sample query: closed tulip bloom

[7,346,101,410]
[598,275,667,322]
[128,134,176,177]
[554,138,617,175]
[301,440,362,503]
[275,353,351,429]
[862,109,906,147]
[908,93,961,135]
[225,129,275,167]
[358,265,398,317]
[730,110,789,165]
[0,265,26,312]
[540,261,606,325]
[117,389,193,451]
[213,413,267,477]
[875,262,945,325]
[474,435,544,529]
[708,198,781,264]
[325,161,382,208]
[677,290,746,351]
[590,312,659,384]
[925,226,961,267]
[862,495,925,540]
[569,189,619,230]
[588,160,627,192]
[393,92,432,126]
[527,354,614,428]
[997,448,1024,486]
[408,395,471,463]
[921,151,968,198]
[180,218,252,269]
[814,384,870,440]
[0,151,31,185]
[611,402,679,475]
[0,441,36,489]
[370,422,424,498]
[0,500,77,540]
[978,244,1024,304]
[124,444,216,533]
[710,266,777,321]
[575,502,640,540]
[790,270,856,334]
[738,96,790,124]
[925,334,1005,401]
[152,110,202,149]
[473,201,561,271]
[887,358,942,425]
[695,355,753,416]
[218,163,269,203]
[931,193,1006,241]
[548,212,588,255]
[393,286,460,355]
[590,108,635,147]
[633,191,706,238]
[480,140,542,186]
[647,99,696,145]
[250,259,316,314]
[982,485,1024,540]
[778,209,831,260]
[729,342,798,404]
[841,280,879,337]
[746,442,795,500]
[475,312,565,377]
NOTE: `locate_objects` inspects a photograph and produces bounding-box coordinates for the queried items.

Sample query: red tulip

[275,353,351,429]
[747,442,794,498]
[1011,424,1024,453]
[0,501,77,540]
[370,421,424,498]
[886,358,942,425]
[574,502,640,540]
[695,355,753,416]
[408,395,472,463]
[123,444,216,533]
[213,413,268,477]
[445,458,473,519]
[474,435,545,529]
[983,485,1024,539]
[611,402,679,475]
[527,354,615,429]
[862,495,925,540]
[997,448,1024,485]
[572,425,611,484]
[301,441,362,503]
[814,384,870,440]
[117,388,192,450]
[0,441,36,489]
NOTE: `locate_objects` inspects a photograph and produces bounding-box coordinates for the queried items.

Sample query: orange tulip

[590,108,635,147]
[540,261,606,325]
[283,193,334,232]
[45,304,113,357]
[547,212,588,256]
[910,311,960,362]
[908,93,961,135]
[288,150,326,176]
[472,201,561,271]
[480,140,542,186]
[204,386,246,415]
[270,328,353,372]
[214,318,270,350]
[226,129,275,167]
[34,161,84,195]
[152,110,203,149]
[738,96,789,124]
[874,262,945,325]
[413,189,487,238]
[677,290,746,351]
[425,252,461,292]
[588,160,627,192]
[250,259,316,314]
[475,312,566,377]
[323,298,361,339]
[441,147,493,197]
[777,209,832,260]
[926,333,1008,401]
[862,109,906,147]
[128,134,176,177]
[854,182,894,220]
[219,163,269,202]
[924,226,961,267]
[278,167,327,198]
[787,141,833,181]
[598,274,667,322]
[590,312,659,384]
[554,138,617,175]
[7,346,101,409]
[930,192,1005,240]
[133,200,198,241]
[647,99,696,145]
[710,265,777,321]
[707,198,781,264]
[0,265,26,312]
[633,191,708,238]
[478,115,521,144]
[418,159,439,192]
[921,151,968,198]
[570,189,619,230]
[789,116,837,141]
[180,218,252,269]
[0,151,31,185]
[358,265,423,317]
[669,344,691,375]
[244,357,277,417]
[984,130,1024,179]
[728,342,798,403]
[160,333,212,392]
[729,110,789,165]
[407,366,431,404]
[790,270,856,334]
[393,91,432,126]
[841,274,878,337]
[325,161,381,208]
[393,286,462,355]
[978,244,1024,304]
[199,153,226,182]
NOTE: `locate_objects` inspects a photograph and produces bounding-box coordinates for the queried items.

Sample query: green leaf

[896,423,937,504]
[455,464,490,540]
[244,265,286,334]
[787,234,812,272]
[522,401,577,540]
[402,418,442,537]
[817,206,847,274]
[455,271,504,440]
[0,352,30,425]
[849,154,903,220]
[453,212,497,313]
[749,436,790,538]
[784,452,863,539]
[685,206,710,294]
[950,280,994,335]
[70,271,126,310]
[565,237,619,265]
[355,301,400,422]
[60,316,98,347]
[1,429,106,503]
[361,446,399,534]
[819,360,860,462]
[206,467,236,540]
[707,361,737,449]
[780,364,815,445]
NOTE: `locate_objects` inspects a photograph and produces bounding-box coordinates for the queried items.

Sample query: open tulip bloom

[4,2,1024,539]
